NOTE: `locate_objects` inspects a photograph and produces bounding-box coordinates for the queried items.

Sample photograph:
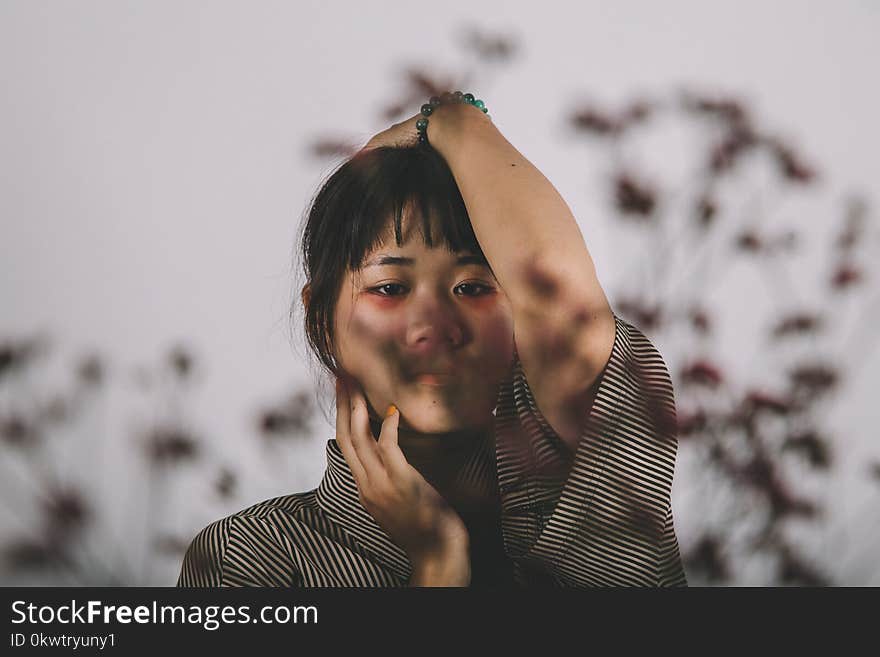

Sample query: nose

[405,294,465,353]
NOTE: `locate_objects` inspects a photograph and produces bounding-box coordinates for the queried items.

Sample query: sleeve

[177,514,298,587]
[496,312,687,587]
[657,499,688,587]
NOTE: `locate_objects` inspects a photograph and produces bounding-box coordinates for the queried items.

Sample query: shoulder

[177,491,315,587]
[602,313,678,439]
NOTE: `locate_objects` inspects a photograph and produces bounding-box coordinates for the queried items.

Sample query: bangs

[342,146,487,270]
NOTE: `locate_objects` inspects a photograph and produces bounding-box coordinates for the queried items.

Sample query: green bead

[416,118,428,131]
[463,92,475,103]
[474,99,485,109]
[453,91,464,101]
[420,103,434,116]
[429,96,441,106]
[481,106,488,113]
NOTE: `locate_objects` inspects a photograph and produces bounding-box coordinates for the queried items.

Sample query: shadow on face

[331,217,516,435]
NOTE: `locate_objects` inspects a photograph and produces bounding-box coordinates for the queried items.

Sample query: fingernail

[385,404,397,418]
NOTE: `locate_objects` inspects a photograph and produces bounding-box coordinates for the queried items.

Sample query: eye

[371,283,407,297]
[455,282,493,296]
[368,282,494,297]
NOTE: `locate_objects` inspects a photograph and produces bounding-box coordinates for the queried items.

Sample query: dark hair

[291,144,488,383]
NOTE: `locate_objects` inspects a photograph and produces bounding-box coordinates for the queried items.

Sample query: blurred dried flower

[766,138,816,184]
[402,68,458,99]
[788,363,839,400]
[772,312,823,338]
[376,68,461,122]
[0,337,47,380]
[614,173,656,216]
[309,137,360,159]
[616,299,662,332]
[168,345,193,379]
[621,99,654,126]
[215,467,237,499]
[2,539,55,571]
[1,413,40,449]
[737,455,819,520]
[458,26,518,61]
[778,545,829,586]
[836,196,868,251]
[76,354,103,387]
[258,390,314,439]
[684,534,729,582]
[689,307,712,334]
[681,92,748,125]
[706,120,759,174]
[144,426,200,466]
[830,263,862,290]
[742,390,792,417]
[676,408,708,438]
[43,486,90,538]
[783,430,832,469]
[380,101,412,123]
[571,107,621,136]
[680,360,724,389]
[695,194,717,228]
[735,230,763,253]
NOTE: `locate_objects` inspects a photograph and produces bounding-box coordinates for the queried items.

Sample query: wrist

[426,102,491,158]
[409,546,471,587]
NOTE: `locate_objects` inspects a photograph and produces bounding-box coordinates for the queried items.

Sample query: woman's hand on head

[334,375,471,585]
[359,100,483,153]
[361,114,422,151]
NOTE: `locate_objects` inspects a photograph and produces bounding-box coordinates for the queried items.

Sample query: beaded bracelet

[415,91,490,144]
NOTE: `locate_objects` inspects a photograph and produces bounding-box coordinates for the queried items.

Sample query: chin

[400,401,489,434]
[401,411,460,434]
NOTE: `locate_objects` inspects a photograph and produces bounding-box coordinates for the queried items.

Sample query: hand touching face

[334,375,470,573]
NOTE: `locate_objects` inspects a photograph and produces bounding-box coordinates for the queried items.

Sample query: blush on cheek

[467,294,500,310]
[347,303,408,348]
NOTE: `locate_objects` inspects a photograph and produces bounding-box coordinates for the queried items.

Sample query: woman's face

[332,217,515,434]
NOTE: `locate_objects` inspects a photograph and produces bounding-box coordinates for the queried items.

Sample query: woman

[177,93,687,587]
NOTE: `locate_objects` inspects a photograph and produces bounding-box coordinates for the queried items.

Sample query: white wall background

[1,0,878,585]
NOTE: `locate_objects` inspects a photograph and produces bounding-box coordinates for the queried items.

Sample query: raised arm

[427,102,616,451]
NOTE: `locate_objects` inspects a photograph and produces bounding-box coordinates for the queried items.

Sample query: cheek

[472,303,516,367]
[344,302,406,357]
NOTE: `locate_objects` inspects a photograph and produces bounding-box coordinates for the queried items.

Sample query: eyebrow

[364,254,490,268]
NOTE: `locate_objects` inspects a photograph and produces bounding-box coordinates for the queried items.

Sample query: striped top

[177,312,687,587]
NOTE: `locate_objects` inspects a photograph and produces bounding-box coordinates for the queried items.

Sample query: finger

[376,405,410,479]
[334,377,367,486]
[346,379,387,482]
